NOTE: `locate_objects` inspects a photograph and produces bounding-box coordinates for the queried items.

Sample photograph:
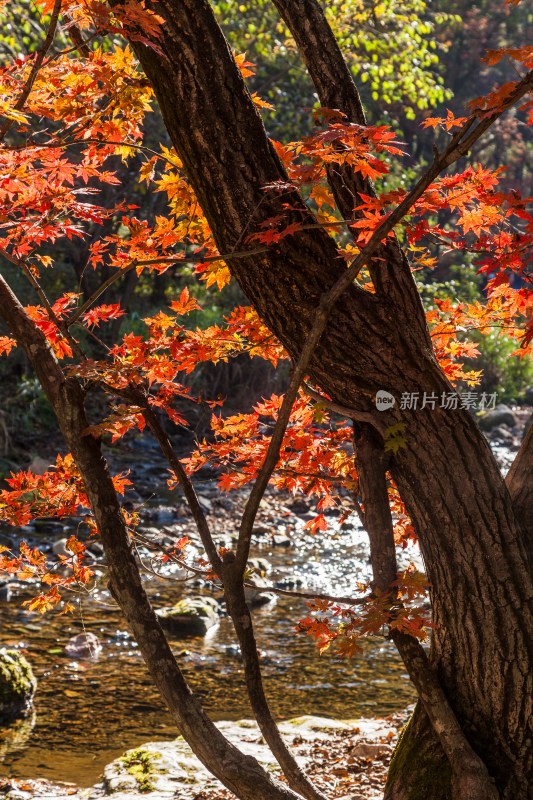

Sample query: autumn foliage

[0,0,531,657]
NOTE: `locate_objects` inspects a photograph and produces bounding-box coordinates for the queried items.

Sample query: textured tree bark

[120,2,533,797]
[0,275,306,800]
[354,423,499,800]
[141,403,326,800]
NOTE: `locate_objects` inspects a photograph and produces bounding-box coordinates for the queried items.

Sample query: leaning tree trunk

[0,278,307,800]
[119,1,533,796]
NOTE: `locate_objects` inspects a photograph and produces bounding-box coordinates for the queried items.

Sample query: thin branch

[303,382,386,433]
[0,0,62,143]
[233,66,533,576]
[139,403,223,575]
[243,581,370,607]
[66,246,270,327]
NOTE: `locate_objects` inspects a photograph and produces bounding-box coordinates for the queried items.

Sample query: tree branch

[506,422,533,541]
[353,423,499,800]
[0,273,304,800]
[133,400,327,799]
[0,0,62,143]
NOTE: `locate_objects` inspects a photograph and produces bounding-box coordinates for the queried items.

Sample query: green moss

[0,650,37,720]
[387,715,452,800]
[120,748,162,793]
[172,600,210,618]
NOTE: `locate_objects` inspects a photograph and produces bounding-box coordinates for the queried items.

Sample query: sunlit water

[3,427,516,788]
[0,514,418,787]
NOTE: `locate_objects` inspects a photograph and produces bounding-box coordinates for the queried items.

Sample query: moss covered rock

[0,649,37,722]
[156,596,219,636]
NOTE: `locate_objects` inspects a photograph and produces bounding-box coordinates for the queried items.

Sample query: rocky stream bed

[0,402,529,799]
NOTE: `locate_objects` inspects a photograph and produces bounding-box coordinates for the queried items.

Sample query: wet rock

[275,575,305,590]
[244,576,276,608]
[288,498,310,515]
[490,425,514,443]
[248,557,271,576]
[65,633,102,660]
[252,524,270,537]
[156,596,219,636]
[33,519,64,535]
[0,650,37,722]
[152,507,177,524]
[478,405,517,431]
[87,541,104,557]
[272,534,292,547]
[52,538,69,557]
[198,496,212,513]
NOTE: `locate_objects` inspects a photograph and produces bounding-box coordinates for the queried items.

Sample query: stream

[0,427,521,788]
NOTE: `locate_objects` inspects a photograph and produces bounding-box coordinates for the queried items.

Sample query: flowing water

[0,503,418,787]
[7,423,519,788]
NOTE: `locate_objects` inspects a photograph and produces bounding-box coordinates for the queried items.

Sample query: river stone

[52,538,69,556]
[0,650,37,722]
[156,596,219,636]
[244,575,276,608]
[65,633,102,660]
[478,405,517,431]
[93,716,394,800]
[248,557,271,575]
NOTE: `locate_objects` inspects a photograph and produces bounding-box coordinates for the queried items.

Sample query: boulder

[478,405,517,431]
[272,534,292,547]
[0,650,37,722]
[156,596,219,636]
[524,387,533,406]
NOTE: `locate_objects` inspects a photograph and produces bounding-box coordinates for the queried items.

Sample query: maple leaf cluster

[0,1,531,649]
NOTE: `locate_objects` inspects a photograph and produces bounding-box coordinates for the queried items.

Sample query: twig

[66,247,270,327]
[139,403,222,574]
[0,0,62,143]
[303,382,386,434]
[233,67,533,577]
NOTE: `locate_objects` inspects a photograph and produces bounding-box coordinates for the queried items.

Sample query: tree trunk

[0,276,306,800]
[120,2,533,796]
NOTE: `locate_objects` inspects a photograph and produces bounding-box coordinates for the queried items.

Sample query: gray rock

[244,576,276,608]
[248,557,271,576]
[272,534,292,547]
[33,519,64,535]
[52,538,69,557]
[65,633,102,660]
[0,649,37,722]
[198,496,212,513]
[95,716,392,800]
[490,425,514,443]
[478,405,517,431]
[156,596,219,636]
[288,498,310,515]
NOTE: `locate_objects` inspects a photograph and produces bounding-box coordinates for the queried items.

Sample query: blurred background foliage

[0,0,531,459]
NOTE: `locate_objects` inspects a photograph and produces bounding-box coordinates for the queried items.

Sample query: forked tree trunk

[121,2,533,797]
[0,278,307,800]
